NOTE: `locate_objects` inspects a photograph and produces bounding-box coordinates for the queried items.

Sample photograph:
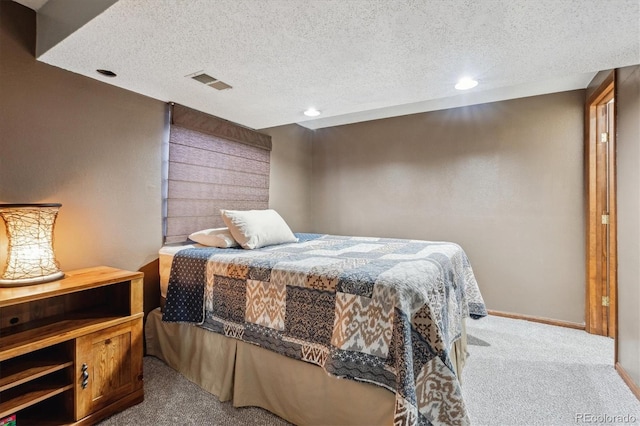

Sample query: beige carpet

[98,315,640,425]
[462,315,640,425]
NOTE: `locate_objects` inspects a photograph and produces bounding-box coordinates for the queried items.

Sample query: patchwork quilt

[163,233,486,426]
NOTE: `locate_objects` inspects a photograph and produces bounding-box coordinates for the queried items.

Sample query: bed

[146,232,486,426]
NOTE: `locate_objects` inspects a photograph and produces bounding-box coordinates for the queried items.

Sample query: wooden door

[585,73,617,338]
[75,320,143,420]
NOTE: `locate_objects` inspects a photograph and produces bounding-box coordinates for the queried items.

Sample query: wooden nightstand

[0,266,144,425]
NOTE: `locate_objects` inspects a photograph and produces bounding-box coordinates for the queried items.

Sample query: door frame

[585,71,617,341]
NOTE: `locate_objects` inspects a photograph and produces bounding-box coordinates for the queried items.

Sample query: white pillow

[188,227,239,248]
[220,209,298,249]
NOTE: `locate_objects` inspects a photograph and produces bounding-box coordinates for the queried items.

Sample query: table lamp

[0,203,64,285]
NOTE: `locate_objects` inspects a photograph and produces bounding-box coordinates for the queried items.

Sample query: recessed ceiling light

[97,69,117,77]
[455,77,478,90]
[303,108,321,117]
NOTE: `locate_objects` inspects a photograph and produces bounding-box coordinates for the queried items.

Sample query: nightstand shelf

[0,266,144,425]
[0,380,74,418]
[0,350,73,392]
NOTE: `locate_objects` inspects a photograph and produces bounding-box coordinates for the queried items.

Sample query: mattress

[159,243,197,299]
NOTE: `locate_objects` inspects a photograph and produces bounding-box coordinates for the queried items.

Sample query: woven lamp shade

[0,204,64,285]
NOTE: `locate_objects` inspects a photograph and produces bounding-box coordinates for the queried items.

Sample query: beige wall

[0,1,165,274]
[616,64,640,389]
[312,91,586,323]
[263,124,314,232]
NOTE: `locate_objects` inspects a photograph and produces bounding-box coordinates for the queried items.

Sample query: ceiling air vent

[191,73,216,84]
[188,72,232,91]
[210,80,232,91]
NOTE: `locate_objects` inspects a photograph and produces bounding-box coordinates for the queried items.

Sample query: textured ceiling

[32,0,640,130]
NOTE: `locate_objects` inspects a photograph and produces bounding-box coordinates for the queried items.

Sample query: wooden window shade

[165,104,272,243]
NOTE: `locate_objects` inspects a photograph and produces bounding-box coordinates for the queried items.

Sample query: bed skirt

[145,307,467,425]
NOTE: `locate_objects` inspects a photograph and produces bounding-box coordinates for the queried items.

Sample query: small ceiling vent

[210,81,232,91]
[188,71,232,90]
[191,73,216,84]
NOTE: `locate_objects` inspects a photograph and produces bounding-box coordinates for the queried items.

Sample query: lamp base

[0,271,65,286]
